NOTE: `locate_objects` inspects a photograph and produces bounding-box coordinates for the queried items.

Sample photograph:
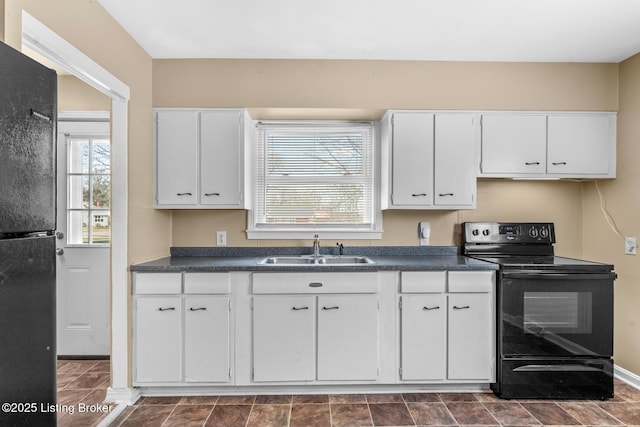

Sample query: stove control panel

[463,222,555,244]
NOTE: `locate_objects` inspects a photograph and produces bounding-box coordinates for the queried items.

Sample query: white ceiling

[98,0,640,63]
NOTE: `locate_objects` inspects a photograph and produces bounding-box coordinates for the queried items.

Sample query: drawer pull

[552,161,567,165]
[453,305,470,310]
[309,282,323,288]
[158,307,176,311]
[292,306,309,311]
[525,162,540,165]
[411,193,427,197]
[177,192,192,196]
[423,305,440,311]
[189,307,207,311]
[204,192,220,196]
[438,193,454,197]
[322,306,340,310]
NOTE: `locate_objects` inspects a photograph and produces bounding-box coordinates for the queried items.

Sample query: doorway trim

[21,12,136,404]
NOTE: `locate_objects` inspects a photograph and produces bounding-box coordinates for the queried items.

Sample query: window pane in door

[92,141,110,174]
[68,175,89,209]
[92,175,110,208]
[68,139,89,174]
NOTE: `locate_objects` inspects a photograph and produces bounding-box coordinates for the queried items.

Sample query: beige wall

[4,0,170,265]
[58,75,110,111]
[582,53,640,375]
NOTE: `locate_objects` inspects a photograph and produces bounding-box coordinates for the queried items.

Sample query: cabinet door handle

[158,307,176,311]
[292,306,309,311]
[177,192,192,196]
[322,306,340,310]
[204,192,220,196]
[423,306,440,311]
[411,193,427,197]
[452,305,470,310]
[438,193,454,197]
[552,161,567,165]
[525,162,541,165]
[189,307,207,311]
[308,282,323,288]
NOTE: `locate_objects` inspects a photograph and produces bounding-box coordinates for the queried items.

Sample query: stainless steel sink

[260,255,374,265]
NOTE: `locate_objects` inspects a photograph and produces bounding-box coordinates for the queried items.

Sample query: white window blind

[252,122,378,236]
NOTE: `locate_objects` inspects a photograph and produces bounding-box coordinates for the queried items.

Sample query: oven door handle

[513,363,606,373]
[502,272,616,281]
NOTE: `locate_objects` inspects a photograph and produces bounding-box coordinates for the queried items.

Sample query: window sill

[246,229,383,240]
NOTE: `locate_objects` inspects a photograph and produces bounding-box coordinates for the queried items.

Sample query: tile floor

[58,359,640,427]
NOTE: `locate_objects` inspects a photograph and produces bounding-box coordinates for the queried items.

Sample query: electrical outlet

[625,236,636,255]
[216,231,227,246]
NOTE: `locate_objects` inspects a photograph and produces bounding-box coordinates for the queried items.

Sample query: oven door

[499,271,614,358]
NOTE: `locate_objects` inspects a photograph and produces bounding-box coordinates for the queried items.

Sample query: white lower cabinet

[135,296,182,383]
[400,294,446,381]
[184,296,231,383]
[447,293,493,380]
[317,295,379,381]
[251,272,380,383]
[400,271,495,383]
[133,272,232,385]
[252,296,316,382]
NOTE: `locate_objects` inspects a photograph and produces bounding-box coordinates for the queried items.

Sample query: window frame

[247,120,382,239]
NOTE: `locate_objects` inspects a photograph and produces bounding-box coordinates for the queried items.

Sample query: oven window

[523,292,592,334]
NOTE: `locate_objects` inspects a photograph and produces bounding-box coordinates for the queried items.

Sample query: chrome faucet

[313,234,320,257]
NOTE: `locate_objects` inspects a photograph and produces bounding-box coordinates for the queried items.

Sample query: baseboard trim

[96,404,128,427]
[615,364,640,390]
[105,387,141,405]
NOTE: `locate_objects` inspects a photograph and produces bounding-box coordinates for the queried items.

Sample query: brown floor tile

[138,396,182,405]
[290,403,331,427]
[472,392,502,402]
[614,382,640,402]
[331,403,373,427]
[119,405,174,426]
[86,360,111,373]
[482,402,540,426]
[446,402,499,425]
[330,394,368,403]
[558,401,622,425]
[57,389,93,406]
[162,404,214,427]
[407,402,457,426]
[216,395,256,405]
[367,393,405,403]
[369,403,414,426]
[255,394,293,404]
[179,395,219,405]
[205,404,252,427]
[520,402,581,425]
[403,392,441,403]
[247,404,291,427]
[597,401,640,425]
[439,393,479,402]
[65,371,110,389]
[293,394,330,404]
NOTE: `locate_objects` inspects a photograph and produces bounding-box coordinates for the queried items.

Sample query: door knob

[56,231,64,240]
[56,248,64,256]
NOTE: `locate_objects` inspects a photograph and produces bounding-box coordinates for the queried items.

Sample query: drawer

[400,271,446,293]
[184,273,230,294]
[134,273,182,294]
[253,272,379,294]
[448,271,494,293]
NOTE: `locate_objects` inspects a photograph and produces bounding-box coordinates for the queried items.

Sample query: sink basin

[260,255,374,265]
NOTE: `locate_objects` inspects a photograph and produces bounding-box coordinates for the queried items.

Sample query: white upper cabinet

[156,110,199,205]
[480,112,616,178]
[480,113,547,175]
[381,111,477,210]
[155,108,248,208]
[547,113,616,176]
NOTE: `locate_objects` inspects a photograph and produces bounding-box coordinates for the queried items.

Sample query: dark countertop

[130,246,499,273]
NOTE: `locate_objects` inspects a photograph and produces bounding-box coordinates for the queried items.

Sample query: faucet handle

[336,242,344,256]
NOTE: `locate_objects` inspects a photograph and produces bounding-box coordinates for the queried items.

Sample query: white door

[56,119,111,356]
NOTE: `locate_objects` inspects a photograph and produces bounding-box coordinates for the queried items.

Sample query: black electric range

[463,222,615,400]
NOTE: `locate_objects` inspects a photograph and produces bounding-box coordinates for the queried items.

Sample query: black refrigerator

[0,41,57,426]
